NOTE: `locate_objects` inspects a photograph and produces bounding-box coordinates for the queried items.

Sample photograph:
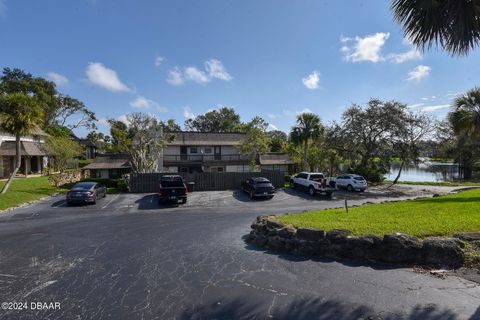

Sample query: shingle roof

[168,132,246,146]
[259,153,294,165]
[82,154,131,170]
[0,141,48,156]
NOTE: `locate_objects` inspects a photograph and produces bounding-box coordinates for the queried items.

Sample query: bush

[80,177,128,191]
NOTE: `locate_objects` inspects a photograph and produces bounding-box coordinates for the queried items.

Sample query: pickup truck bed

[290,172,335,198]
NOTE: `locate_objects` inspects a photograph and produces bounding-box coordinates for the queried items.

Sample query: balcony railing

[163,154,250,162]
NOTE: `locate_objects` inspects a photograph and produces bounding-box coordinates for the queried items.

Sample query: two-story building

[0,127,49,178]
[161,132,294,173]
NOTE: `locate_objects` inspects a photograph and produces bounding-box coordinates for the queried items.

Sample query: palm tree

[0,92,44,193]
[449,87,480,137]
[290,113,323,171]
[391,0,480,56]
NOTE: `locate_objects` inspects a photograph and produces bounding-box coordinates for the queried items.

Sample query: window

[190,147,197,154]
[204,147,212,154]
[210,166,224,172]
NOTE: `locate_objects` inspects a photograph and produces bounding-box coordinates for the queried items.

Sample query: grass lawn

[0,176,124,211]
[0,176,68,211]
[279,188,480,238]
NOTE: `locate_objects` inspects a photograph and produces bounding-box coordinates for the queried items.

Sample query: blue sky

[1,0,480,137]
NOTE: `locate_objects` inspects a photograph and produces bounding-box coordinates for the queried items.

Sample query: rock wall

[246,215,466,269]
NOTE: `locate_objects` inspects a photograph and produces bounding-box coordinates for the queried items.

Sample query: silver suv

[333,174,367,192]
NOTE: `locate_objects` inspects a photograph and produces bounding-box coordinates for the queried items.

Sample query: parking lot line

[101,193,121,209]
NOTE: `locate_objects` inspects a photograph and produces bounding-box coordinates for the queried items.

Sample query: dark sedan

[66,182,106,205]
[241,177,275,199]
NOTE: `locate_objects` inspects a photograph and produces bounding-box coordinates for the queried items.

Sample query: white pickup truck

[290,172,334,198]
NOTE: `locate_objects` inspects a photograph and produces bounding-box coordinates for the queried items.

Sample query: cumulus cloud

[302,71,320,90]
[205,59,232,81]
[342,32,390,63]
[184,66,210,83]
[268,123,279,131]
[407,65,431,82]
[183,106,195,120]
[86,62,130,92]
[47,72,69,87]
[166,67,184,85]
[341,33,422,64]
[154,56,165,68]
[422,104,450,112]
[387,48,422,63]
[167,59,232,85]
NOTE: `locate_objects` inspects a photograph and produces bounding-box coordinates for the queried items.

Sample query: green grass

[279,188,480,238]
[0,176,124,211]
[384,180,480,187]
[0,176,68,211]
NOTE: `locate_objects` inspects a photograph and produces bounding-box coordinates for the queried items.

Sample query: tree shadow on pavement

[178,295,461,320]
[135,194,180,210]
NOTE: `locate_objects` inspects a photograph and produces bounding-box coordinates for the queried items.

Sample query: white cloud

[298,108,313,114]
[387,48,422,64]
[97,117,109,127]
[166,67,184,85]
[118,114,130,124]
[342,32,390,63]
[302,71,320,90]
[154,56,165,68]
[183,107,195,120]
[47,72,69,87]
[86,62,130,92]
[205,59,232,81]
[167,59,232,85]
[184,66,210,83]
[422,104,450,112]
[268,123,279,131]
[268,113,278,119]
[407,65,431,82]
[407,103,425,109]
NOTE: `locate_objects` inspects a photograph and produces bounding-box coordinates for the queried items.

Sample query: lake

[385,162,460,182]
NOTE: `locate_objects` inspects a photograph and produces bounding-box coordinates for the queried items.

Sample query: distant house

[0,127,49,178]
[70,133,96,159]
[161,131,293,173]
[82,154,131,179]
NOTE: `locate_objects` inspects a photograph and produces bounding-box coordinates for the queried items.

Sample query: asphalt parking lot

[0,187,479,319]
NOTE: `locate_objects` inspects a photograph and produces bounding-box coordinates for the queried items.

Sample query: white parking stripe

[101,193,121,209]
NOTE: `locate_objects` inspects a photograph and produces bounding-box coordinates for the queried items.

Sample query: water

[386,161,460,182]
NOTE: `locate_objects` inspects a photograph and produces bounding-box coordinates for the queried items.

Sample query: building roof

[168,132,246,146]
[78,139,96,148]
[0,141,48,156]
[259,153,294,165]
[82,154,131,170]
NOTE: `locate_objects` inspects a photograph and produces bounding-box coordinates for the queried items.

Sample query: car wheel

[347,184,353,192]
[66,201,72,206]
[249,191,254,199]
[182,198,187,204]
[309,186,316,196]
[268,196,274,200]
[290,180,295,189]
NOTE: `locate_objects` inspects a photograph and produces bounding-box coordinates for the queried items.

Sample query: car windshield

[253,178,271,184]
[309,174,324,181]
[354,176,365,181]
[71,183,94,190]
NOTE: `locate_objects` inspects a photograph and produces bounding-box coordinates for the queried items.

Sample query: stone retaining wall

[246,216,468,269]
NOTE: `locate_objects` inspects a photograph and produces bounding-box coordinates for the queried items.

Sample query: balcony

[163,154,250,164]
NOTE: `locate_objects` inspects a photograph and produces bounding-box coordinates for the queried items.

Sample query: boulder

[253,235,268,247]
[422,238,464,269]
[454,232,480,242]
[382,233,422,263]
[296,228,326,241]
[265,219,284,230]
[267,236,286,251]
[326,229,351,244]
[278,226,297,239]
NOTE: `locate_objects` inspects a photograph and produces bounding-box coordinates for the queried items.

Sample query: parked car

[158,175,188,204]
[290,172,334,198]
[331,174,367,192]
[66,182,106,205]
[241,177,275,199]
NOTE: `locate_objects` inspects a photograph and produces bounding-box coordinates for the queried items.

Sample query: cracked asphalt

[0,187,479,319]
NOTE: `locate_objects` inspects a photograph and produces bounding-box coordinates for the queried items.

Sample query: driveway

[0,187,478,319]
